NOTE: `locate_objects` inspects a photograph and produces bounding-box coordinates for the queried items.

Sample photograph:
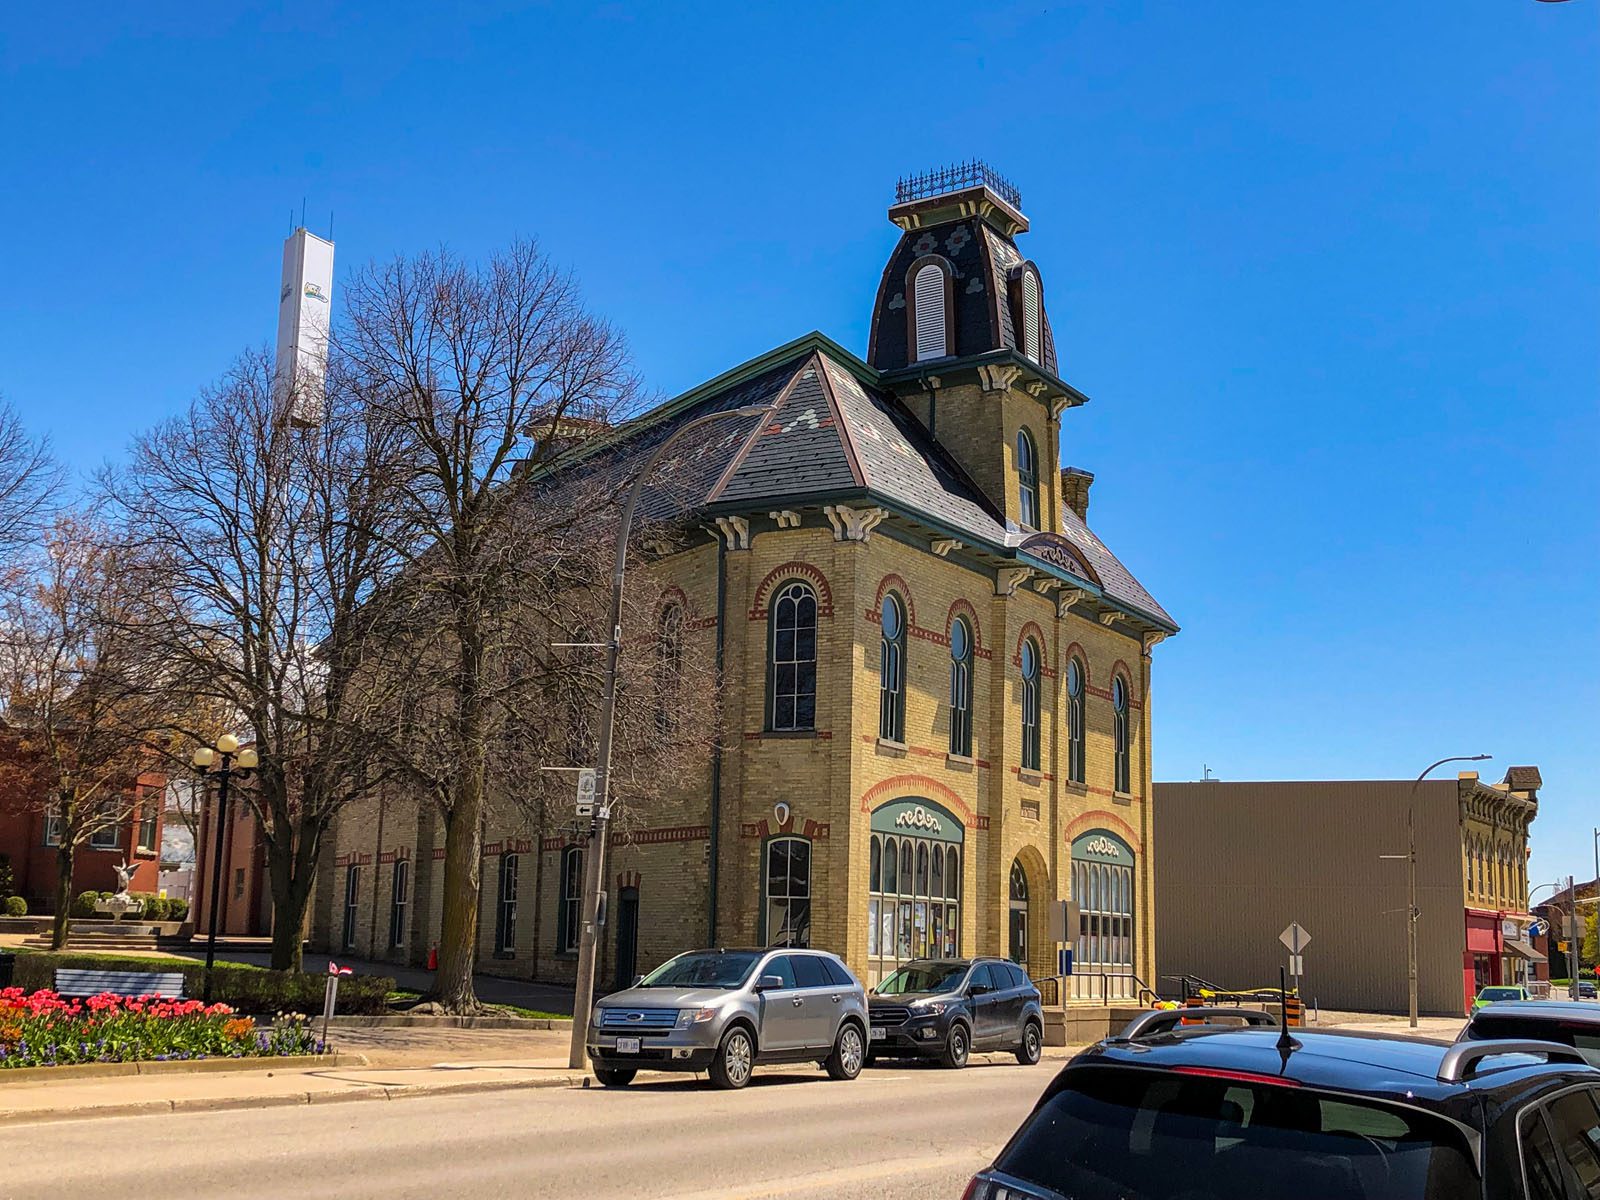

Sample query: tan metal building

[1153,772,1540,1016]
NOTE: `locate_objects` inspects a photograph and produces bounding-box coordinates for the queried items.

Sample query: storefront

[866,799,963,984]
[1462,909,1543,1010]
[1069,829,1137,1002]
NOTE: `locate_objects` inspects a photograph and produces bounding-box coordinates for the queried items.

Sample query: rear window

[792,955,829,988]
[1467,1015,1600,1067]
[995,1065,1477,1200]
[821,957,855,987]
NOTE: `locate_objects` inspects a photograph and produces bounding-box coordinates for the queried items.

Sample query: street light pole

[1385,754,1490,1029]
[567,403,777,1072]
[192,735,258,1004]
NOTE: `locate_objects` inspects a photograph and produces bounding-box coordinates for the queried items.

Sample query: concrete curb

[0,1053,364,1084]
[326,1015,572,1030]
[0,1070,591,1127]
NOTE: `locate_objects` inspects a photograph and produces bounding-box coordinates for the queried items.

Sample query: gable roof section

[709,354,862,505]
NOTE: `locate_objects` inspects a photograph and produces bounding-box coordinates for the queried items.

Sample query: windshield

[994,1066,1477,1200]
[637,951,762,989]
[1478,987,1523,1002]
[876,963,969,995]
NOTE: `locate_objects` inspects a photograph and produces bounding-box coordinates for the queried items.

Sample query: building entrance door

[614,887,639,990]
[1009,860,1029,967]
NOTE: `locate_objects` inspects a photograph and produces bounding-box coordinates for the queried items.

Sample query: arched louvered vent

[1021,269,1041,363]
[913,263,948,361]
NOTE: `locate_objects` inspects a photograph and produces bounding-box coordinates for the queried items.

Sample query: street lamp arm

[1411,753,1492,793]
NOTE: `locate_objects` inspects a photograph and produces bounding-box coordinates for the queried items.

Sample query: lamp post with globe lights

[192,735,258,1003]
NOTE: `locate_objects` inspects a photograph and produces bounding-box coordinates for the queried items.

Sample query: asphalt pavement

[0,1057,1049,1200]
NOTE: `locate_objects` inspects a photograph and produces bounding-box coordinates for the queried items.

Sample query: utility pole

[566,402,776,1072]
[1385,754,1490,1028]
[1571,873,1581,1001]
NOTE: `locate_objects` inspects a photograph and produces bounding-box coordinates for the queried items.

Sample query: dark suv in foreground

[966,1008,1600,1199]
[866,957,1042,1068]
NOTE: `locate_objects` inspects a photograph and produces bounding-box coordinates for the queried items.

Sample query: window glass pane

[788,840,810,898]
[931,905,943,957]
[897,902,912,958]
[916,843,928,894]
[951,619,968,661]
[1545,1091,1600,1195]
[930,846,943,897]
[869,837,881,892]
[867,898,880,956]
[913,901,928,958]
[1523,1111,1568,1200]
[946,904,959,956]
[880,905,895,957]
[948,847,960,899]
[901,842,913,887]
[793,955,828,988]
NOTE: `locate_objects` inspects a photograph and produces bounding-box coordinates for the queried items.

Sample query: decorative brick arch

[859,774,979,828]
[869,573,916,628]
[615,869,642,890]
[749,561,834,620]
[656,584,690,622]
[1110,659,1141,707]
[1063,642,1089,685]
[946,599,991,659]
[1064,811,1143,854]
[1012,621,1054,676]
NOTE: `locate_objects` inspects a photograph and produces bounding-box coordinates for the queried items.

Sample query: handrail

[1031,971,1161,1008]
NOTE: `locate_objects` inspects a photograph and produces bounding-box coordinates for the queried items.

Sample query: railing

[1035,971,1160,1008]
[894,160,1022,210]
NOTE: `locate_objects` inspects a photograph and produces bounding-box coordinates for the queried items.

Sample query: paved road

[0,1059,1049,1200]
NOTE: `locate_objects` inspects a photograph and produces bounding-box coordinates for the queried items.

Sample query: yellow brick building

[314,166,1178,1014]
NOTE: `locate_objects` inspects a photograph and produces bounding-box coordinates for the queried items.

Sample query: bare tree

[341,240,647,1011]
[0,515,173,948]
[106,352,415,971]
[0,397,62,566]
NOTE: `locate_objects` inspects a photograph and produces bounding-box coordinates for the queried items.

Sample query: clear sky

[3,3,1595,890]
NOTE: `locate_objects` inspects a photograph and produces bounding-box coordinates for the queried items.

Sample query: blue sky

[3,3,1595,889]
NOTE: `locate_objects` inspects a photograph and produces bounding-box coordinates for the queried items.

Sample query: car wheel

[709,1026,755,1090]
[1015,1019,1042,1066]
[940,1022,970,1069]
[825,1023,865,1080]
[594,1067,635,1087]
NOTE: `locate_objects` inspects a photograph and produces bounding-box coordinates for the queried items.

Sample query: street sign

[1289,954,1304,977]
[1058,947,1074,976]
[576,768,597,816]
[1048,899,1081,942]
[1279,923,1311,954]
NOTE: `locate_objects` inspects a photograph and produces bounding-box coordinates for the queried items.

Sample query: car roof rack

[1113,1007,1281,1041]
[1436,1039,1590,1082]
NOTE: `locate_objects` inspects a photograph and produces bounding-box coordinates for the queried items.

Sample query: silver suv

[587,947,869,1089]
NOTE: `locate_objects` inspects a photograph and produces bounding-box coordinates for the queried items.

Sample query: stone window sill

[946,752,976,770]
[876,737,908,755]
[1063,780,1088,795]
[1018,769,1043,786]
[761,729,819,739]
[1113,791,1136,805]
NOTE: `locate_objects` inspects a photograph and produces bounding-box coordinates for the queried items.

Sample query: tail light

[962,1172,1050,1200]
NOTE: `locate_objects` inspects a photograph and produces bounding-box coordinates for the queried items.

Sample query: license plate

[870,1026,886,1041]
[615,1037,641,1054]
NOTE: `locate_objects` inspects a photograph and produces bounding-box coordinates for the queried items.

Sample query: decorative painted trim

[977,362,1024,394]
[377,848,410,865]
[1098,609,1120,626]
[1055,586,1091,619]
[769,510,801,529]
[615,870,642,890]
[713,515,751,551]
[1063,811,1143,853]
[869,574,916,628]
[930,538,962,557]
[824,504,887,542]
[482,838,533,857]
[1013,622,1052,671]
[946,599,991,660]
[748,561,834,620]
[741,817,831,841]
[614,825,710,846]
[1142,630,1169,655]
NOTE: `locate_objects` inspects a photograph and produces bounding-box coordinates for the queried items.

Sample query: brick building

[1154,770,1542,1016]
[313,167,1177,1017]
[0,771,168,912]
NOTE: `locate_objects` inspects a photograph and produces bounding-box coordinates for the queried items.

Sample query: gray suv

[587,947,869,1089]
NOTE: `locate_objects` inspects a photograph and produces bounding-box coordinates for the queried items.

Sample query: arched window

[948,616,973,756]
[1066,656,1086,784]
[557,845,583,954]
[912,261,949,362]
[763,836,811,948]
[388,858,409,951]
[1021,268,1042,362]
[1112,677,1131,794]
[868,800,964,974]
[1017,430,1039,528]
[879,592,906,742]
[655,602,683,733]
[1020,638,1041,771]
[768,581,817,731]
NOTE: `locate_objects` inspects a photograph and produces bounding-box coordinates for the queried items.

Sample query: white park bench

[53,968,186,999]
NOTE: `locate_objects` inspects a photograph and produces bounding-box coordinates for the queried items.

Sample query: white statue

[112,860,135,897]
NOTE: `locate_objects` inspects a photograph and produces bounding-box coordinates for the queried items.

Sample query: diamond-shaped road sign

[1279,923,1311,955]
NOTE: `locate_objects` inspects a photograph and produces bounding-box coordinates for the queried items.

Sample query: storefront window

[1071,830,1136,1001]
[867,799,963,983]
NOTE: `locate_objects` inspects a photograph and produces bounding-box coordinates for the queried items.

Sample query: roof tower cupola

[867,161,1058,375]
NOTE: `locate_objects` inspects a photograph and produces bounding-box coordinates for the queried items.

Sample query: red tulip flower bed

[0,987,321,1068]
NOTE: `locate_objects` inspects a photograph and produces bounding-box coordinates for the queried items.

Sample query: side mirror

[969,983,992,997]
[631,975,644,988]
[755,974,785,992]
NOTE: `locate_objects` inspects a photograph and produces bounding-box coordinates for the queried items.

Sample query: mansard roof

[529,332,1174,632]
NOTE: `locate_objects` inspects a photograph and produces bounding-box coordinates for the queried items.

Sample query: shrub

[141,897,169,921]
[71,891,100,919]
[10,953,394,1016]
[166,898,189,922]
[0,853,13,899]
[2,897,26,917]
